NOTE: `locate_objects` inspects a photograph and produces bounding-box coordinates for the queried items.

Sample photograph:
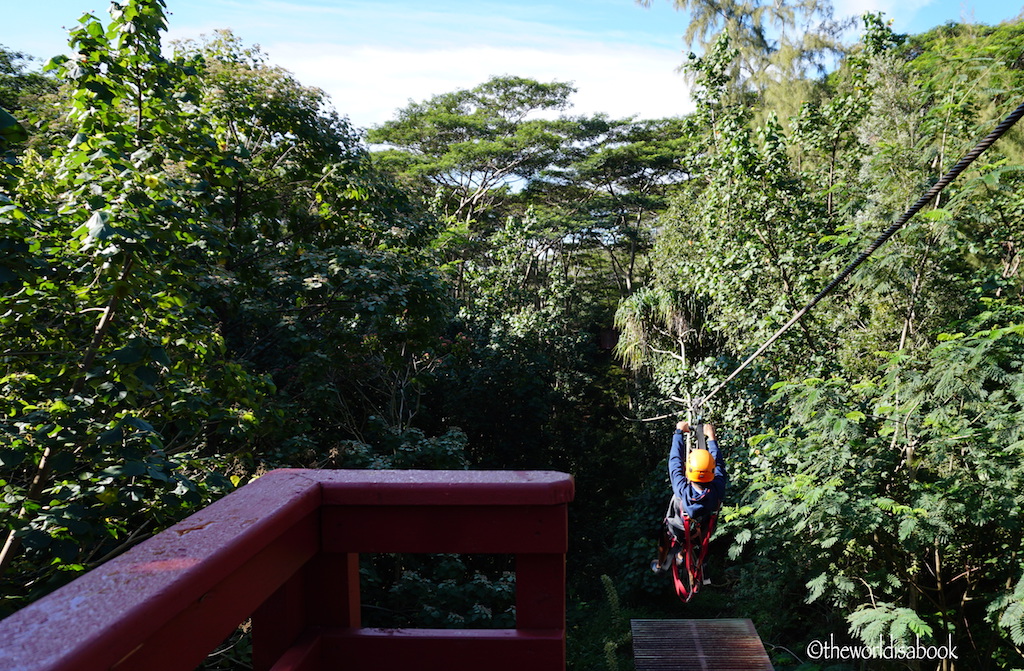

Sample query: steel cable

[693,100,1024,412]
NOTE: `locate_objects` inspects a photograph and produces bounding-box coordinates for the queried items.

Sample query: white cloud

[160,0,694,130]
[267,41,694,130]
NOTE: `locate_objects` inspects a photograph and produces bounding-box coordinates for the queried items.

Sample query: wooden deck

[631,619,774,671]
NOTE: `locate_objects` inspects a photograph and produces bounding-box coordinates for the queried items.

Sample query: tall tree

[629,14,1024,669]
[368,75,579,226]
[638,0,848,105]
[530,116,693,295]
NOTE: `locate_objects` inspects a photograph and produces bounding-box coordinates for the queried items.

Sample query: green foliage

[738,306,1024,665]
[1,0,242,599]
[527,115,692,295]
[0,45,57,117]
[0,0,453,613]
[617,12,1024,670]
[361,553,515,629]
[0,106,26,149]
[613,287,691,371]
[638,0,849,100]
[567,574,638,671]
[599,575,632,671]
[654,34,837,378]
[368,75,579,225]
[848,602,934,646]
[989,573,1024,648]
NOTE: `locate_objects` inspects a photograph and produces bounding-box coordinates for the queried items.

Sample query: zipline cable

[692,99,1024,412]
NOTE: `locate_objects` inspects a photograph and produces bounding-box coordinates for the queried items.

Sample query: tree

[647,35,838,388]
[0,1,454,613]
[637,0,848,97]
[744,306,1024,668]
[368,75,579,226]
[0,46,56,115]
[172,31,370,245]
[530,116,693,295]
[171,31,454,443]
[647,15,1024,669]
[1,0,247,587]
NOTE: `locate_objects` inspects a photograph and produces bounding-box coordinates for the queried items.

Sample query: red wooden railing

[0,469,574,671]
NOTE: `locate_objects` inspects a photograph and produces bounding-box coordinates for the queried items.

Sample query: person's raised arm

[703,422,726,480]
[668,421,689,499]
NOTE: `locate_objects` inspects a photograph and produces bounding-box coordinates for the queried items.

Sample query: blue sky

[4,0,1021,130]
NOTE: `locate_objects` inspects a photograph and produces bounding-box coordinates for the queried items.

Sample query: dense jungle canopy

[2,1,1024,669]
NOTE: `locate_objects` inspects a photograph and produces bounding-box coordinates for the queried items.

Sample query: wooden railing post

[515,552,567,631]
[251,551,360,670]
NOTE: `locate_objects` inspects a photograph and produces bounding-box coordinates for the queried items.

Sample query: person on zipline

[652,420,726,580]
[669,420,726,531]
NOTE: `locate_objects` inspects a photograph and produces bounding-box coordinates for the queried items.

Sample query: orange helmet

[686,449,716,483]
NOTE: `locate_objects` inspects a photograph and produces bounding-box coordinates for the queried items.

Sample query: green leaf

[16,528,51,550]
[110,345,143,364]
[806,573,828,603]
[103,461,146,477]
[49,451,77,474]
[0,107,28,145]
[150,347,172,367]
[123,416,156,433]
[82,211,114,242]
[97,427,124,445]
[898,517,917,541]
[134,366,159,387]
[0,449,25,467]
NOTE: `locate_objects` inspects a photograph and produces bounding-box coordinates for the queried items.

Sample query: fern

[806,573,828,603]
[599,574,632,671]
[990,574,1024,647]
[600,574,623,628]
[999,600,1024,648]
[728,527,752,560]
[849,602,934,646]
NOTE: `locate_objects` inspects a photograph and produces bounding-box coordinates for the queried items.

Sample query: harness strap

[683,515,696,596]
[668,503,721,602]
[695,510,718,581]
[670,516,692,601]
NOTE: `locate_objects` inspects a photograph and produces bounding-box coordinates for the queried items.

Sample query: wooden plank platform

[631,619,774,671]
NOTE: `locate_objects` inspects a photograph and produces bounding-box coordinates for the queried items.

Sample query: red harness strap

[670,509,719,602]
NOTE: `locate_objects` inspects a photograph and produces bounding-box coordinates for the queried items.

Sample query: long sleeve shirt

[668,429,727,521]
